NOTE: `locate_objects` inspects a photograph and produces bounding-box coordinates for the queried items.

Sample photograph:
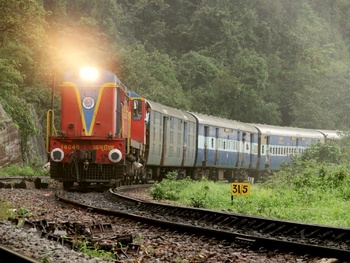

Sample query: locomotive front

[48,67,129,189]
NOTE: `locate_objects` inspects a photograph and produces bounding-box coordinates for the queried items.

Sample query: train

[46,66,340,189]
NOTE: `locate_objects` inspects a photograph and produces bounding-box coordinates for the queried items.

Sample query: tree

[176,51,219,91]
[284,3,350,129]
[118,44,189,109]
[0,0,47,48]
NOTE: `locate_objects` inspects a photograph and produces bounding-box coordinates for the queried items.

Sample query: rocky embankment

[0,103,46,168]
[0,103,22,167]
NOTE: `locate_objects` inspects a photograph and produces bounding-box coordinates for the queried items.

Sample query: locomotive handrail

[126,111,131,155]
[46,109,57,154]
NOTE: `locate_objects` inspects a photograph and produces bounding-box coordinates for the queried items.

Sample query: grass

[149,171,350,227]
[0,200,12,221]
[77,241,117,261]
[0,164,49,177]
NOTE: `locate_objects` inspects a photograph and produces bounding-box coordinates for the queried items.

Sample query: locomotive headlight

[79,67,99,81]
[108,149,122,163]
[50,148,64,162]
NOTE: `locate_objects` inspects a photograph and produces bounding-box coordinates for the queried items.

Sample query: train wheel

[79,182,90,187]
[63,181,74,189]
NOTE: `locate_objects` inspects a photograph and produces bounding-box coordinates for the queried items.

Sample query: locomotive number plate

[231,183,250,196]
[61,144,80,150]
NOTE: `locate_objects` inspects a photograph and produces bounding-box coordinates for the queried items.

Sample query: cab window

[132,99,142,120]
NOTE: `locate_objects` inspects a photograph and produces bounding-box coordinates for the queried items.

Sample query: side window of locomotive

[132,99,142,120]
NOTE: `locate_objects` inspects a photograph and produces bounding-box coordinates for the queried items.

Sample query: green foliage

[0,0,47,48]
[176,51,219,90]
[0,164,49,177]
[3,206,31,222]
[150,173,350,227]
[0,58,23,94]
[0,0,47,160]
[0,96,37,151]
[0,200,12,221]
[150,175,231,209]
[190,185,209,208]
[299,142,341,164]
[149,172,192,201]
[43,0,350,129]
[3,1,350,171]
[18,208,29,216]
[150,138,350,227]
[76,241,116,261]
[119,45,190,109]
[264,141,349,190]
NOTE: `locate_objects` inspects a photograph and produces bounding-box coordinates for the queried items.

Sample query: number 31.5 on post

[231,183,251,197]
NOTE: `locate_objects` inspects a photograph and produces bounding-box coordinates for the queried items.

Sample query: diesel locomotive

[46,67,340,188]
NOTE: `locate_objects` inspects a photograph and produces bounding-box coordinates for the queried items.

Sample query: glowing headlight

[50,148,64,162]
[108,149,122,163]
[79,67,99,81]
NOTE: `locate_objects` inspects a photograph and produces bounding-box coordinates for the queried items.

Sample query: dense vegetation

[2,0,350,139]
[0,164,48,177]
[150,139,350,227]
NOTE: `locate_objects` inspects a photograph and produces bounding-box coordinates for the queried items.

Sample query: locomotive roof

[253,123,324,138]
[147,100,196,122]
[190,112,257,133]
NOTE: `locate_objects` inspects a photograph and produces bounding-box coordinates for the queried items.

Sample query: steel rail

[0,245,40,263]
[56,188,350,261]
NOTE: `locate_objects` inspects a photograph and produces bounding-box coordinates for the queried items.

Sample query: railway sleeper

[240,220,258,230]
[259,223,276,233]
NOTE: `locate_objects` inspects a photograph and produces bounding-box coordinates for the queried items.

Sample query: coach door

[256,134,262,169]
[265,135,271,168]
[236,131,241,167]
[249,133,254,169]
[203,126,209,168]
[256,132,269,170]
[240,132,247,167]
[214,128,219,166]
[181,122,188,167]
[160,116,168,167]
[296,134,300,155]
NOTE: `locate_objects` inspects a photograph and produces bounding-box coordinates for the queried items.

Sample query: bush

[149,172,192,201]
[0,164,49,177]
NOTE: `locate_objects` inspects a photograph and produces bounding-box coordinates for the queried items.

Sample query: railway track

[0,245,40,263]
[56,185,350,261]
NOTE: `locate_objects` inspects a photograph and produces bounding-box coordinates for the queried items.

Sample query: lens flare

[79,67,99,81]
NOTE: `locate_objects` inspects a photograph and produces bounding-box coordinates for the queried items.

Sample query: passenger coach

[253,124,325,178]
[190,113,258,181]
[145,100,197,180]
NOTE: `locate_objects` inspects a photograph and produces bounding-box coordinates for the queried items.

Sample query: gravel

[0,181,342,263]
[0,221,104,262]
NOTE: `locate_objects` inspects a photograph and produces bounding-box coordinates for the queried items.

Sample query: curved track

[56,185,350,261]
[0,245,40,263]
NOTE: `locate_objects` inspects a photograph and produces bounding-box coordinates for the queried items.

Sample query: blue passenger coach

[190,113,258,180]
[253,124,325,173]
